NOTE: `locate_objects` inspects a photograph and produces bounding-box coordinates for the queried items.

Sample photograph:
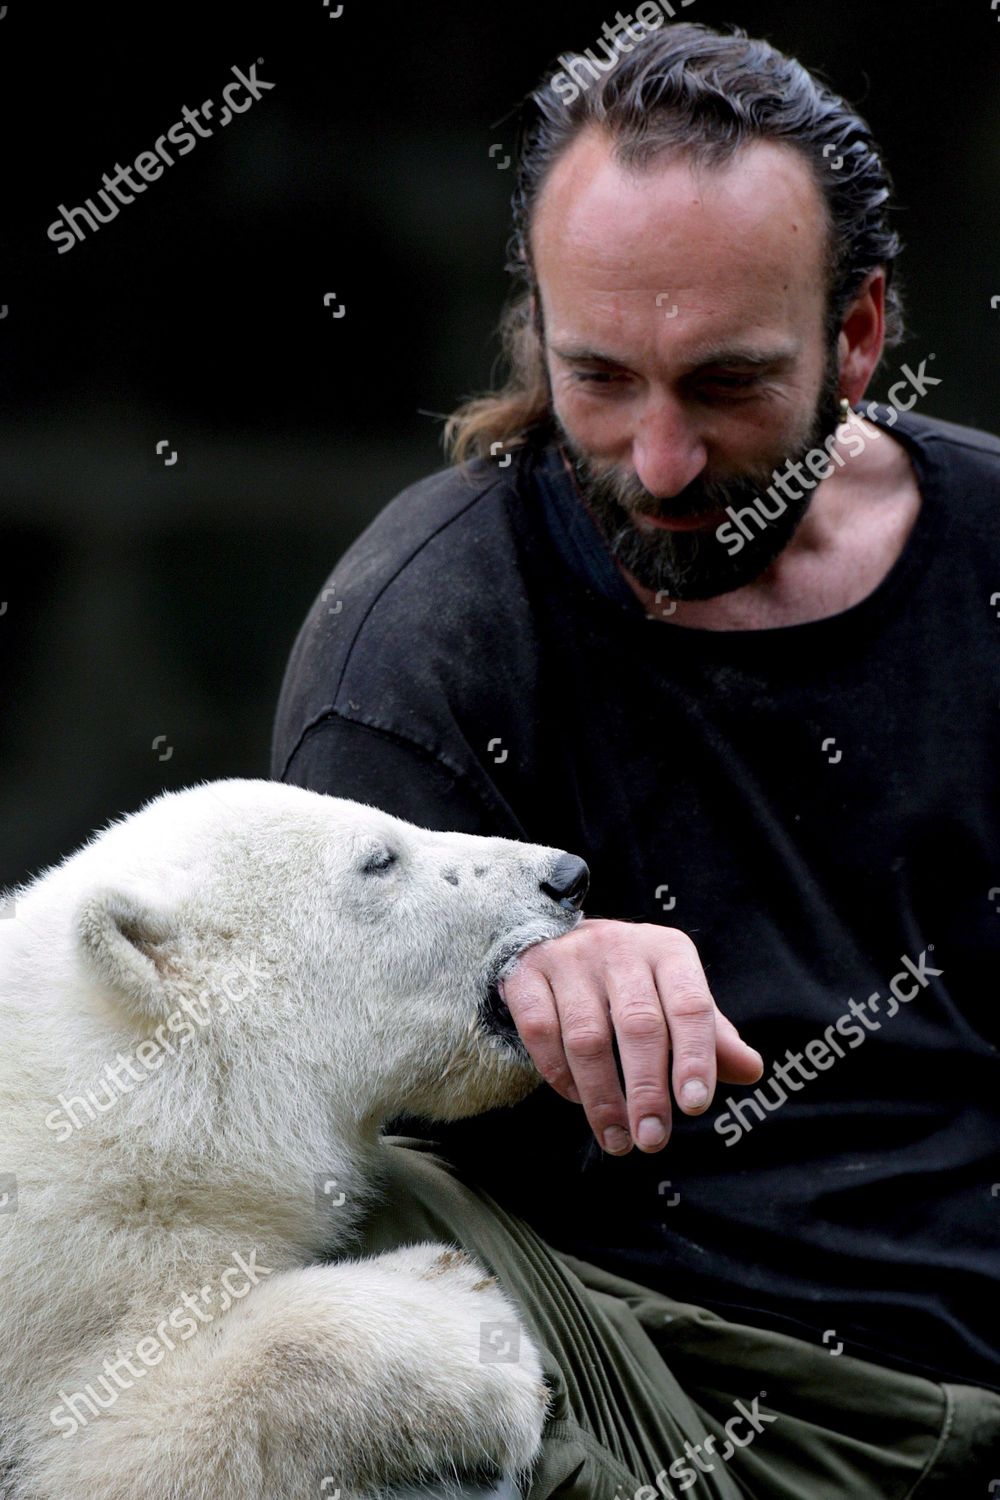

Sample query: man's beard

[555,346,844,601]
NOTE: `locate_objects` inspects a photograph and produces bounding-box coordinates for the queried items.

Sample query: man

[272,21,1000,1495]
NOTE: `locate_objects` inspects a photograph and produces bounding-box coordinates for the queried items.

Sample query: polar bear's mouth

[479,976,526,1055]
[478,913,584,1056]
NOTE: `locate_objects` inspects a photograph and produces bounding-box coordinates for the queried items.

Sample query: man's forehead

[530,128,829,303]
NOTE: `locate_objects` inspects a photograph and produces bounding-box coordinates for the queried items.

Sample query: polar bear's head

[16,780,587,1145]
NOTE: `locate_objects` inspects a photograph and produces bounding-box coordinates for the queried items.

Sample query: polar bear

[0,778,589,1500]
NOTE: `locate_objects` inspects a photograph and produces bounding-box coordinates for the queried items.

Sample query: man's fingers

[652,939,719,1117]
[713,1007,765,1084]
[503,922,764,1159]
[604,960,672,1151]
[504,945,636,1153]
[498,967,579,1102]
[551,964,633,1153]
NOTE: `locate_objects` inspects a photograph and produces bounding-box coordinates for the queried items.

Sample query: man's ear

[75,888,179,1014]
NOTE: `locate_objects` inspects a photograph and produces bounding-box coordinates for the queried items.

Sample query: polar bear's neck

[3,984,393,1269]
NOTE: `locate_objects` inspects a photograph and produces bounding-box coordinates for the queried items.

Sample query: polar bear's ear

[75,888,178,1014]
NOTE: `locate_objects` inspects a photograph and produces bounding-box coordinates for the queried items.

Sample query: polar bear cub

[0,778,589,1500]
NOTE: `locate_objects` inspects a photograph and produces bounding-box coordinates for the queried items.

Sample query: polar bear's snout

[475,851,589,1056]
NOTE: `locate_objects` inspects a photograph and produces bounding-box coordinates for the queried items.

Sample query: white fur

[0,778,582,1499]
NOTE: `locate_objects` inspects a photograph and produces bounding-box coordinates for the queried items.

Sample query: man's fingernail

[681,1079,709,1109]
[637,1116,667,1148]
[602,1126,631,1153]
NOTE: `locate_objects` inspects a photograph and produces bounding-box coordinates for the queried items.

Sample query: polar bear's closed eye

[358,843,398,876]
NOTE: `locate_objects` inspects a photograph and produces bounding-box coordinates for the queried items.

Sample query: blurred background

[2,0,998,885]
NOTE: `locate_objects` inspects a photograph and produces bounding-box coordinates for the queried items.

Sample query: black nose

[540,853,590,910]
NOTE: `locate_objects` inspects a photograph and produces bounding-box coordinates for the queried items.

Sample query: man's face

[530,130,844,600]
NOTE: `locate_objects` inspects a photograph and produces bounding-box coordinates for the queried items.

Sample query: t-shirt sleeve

[277,711,505,837]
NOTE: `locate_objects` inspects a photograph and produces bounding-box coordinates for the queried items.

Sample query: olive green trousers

[355,1138,1000,1499]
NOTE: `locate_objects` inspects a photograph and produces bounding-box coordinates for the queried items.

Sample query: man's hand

[498,918,764,1154]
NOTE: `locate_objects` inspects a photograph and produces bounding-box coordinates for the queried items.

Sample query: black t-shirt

[271,406,1000,1394]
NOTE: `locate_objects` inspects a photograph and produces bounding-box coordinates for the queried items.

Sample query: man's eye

[362,849,397,875]
[571,371,761,393]
[704,375,760,391]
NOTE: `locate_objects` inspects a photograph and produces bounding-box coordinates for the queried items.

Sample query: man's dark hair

[443,21,905,465]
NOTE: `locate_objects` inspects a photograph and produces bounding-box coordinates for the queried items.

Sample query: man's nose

[540,854,590,910]
[633,397,708,495]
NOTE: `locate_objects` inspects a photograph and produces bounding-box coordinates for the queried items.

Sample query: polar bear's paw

[365,1241,550,1480]
[472,1342,551,1478]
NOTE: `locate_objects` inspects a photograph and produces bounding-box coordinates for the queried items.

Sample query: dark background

[2,1,998,887]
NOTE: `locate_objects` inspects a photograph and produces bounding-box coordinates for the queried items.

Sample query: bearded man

[273,22,1000,1495]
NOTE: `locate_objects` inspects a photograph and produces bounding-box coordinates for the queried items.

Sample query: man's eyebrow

[688,344,799,371]
[551,342,799,370]
[550,343,630,364]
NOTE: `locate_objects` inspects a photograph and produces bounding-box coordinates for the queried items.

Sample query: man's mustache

[594,474,763,520]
